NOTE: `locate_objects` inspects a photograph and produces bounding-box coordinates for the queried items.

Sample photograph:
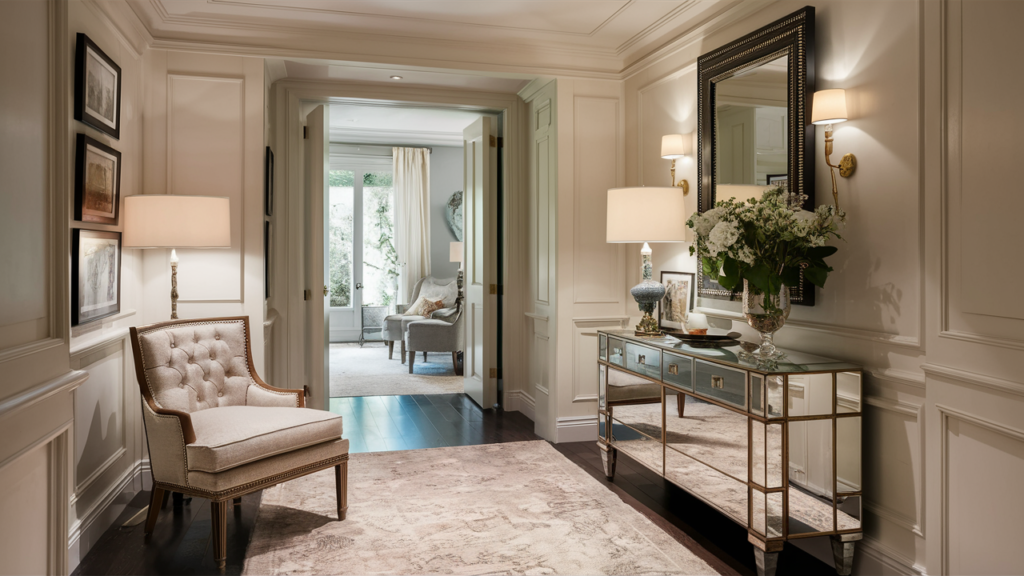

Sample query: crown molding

[84,0,152,58]
[329,126,463,148]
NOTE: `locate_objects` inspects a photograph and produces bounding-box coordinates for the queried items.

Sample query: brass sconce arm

[669,159,689,195]
[823,124,856,210]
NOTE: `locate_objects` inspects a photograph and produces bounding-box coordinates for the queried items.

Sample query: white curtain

[393,147,431,303]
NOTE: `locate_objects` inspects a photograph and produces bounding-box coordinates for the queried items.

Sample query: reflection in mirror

[751,374,764,416]
[753,421,784,488]
[599,364,607,410]
[610,418,663,474]
[715,55,789,189]
[788,374,833,417]
[837,416,862,492]
[767,376,784,418]
[788,419,835,534]
[838,495,862,530]
[599,333,607,361]
[752,421,765,486]
[767,423,783,488]
[837,371,862,413]
[665,397,747,482]
[666,446,747,525]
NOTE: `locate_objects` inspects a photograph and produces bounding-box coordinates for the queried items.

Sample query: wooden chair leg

[144,487,164,534]
[335,463,348,521]
[211,500,228,569]
[400,340,406,363]
[452,351,458,371]
[423,351,427,362]
[677,394,686,418]
[388,341,394,360]
[408,351,415,374]
[160,489,170,509]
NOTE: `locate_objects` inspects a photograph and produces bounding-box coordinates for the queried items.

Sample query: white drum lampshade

[449,241,463,265]
[660,134,693,159]
[606,187,687,243]
[811,89,849,125]
[123,195,231,249]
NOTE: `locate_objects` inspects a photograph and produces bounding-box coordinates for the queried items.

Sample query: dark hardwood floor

[73,393,833,576]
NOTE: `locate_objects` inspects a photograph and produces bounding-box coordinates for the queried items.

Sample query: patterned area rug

[329,343,464,397]
[243,441,720,575]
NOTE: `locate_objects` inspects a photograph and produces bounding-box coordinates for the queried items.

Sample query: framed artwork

[265,147,274,216]
[74,134,121,225]
[264,220,272,299]
[658,271,695,331]
[74,33,121,139]
[72,229,121,326]
[767,174,788,186]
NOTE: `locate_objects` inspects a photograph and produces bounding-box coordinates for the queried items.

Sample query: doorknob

[355,283,363,290]
[323,285,328,297]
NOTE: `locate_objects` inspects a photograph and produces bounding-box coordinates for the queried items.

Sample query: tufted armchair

[381,276,458,362]
[129,316,348,569]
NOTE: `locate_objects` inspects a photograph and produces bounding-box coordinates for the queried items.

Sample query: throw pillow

[420,299,445,317]
[404,296,430,316]
[419,280,458,308]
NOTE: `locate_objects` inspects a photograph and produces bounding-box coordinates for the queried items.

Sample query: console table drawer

[662,352,693,391]
[695,360,746,409]
[625,342,661,378]
[607,337,625,367]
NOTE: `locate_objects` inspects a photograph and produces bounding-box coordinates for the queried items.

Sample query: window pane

[329,170,353,307]
[362,171,397,307]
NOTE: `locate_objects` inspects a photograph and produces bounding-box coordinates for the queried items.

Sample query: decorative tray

[661,329,742,343]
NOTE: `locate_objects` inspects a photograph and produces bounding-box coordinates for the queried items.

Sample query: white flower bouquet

[686,187,845,300]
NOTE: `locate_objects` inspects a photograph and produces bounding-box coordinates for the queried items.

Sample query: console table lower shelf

[597,329,864,576]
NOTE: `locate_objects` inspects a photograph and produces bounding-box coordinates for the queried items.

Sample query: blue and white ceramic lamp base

[630,243,665,335]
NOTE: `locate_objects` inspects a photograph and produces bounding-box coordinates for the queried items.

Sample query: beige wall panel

[74,346,123,490]
[167,75,245,302]
[536,133,552,305]
[0,447,50,576]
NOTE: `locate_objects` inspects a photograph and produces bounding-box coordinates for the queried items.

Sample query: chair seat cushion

[186,406,343,473]
[382,314,424,341]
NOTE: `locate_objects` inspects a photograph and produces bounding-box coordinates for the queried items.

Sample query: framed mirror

[696,7,816,304]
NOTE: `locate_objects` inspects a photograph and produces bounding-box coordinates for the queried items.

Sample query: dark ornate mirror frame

[696,6,816,305]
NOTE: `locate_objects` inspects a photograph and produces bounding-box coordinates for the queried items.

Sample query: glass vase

[742,280,791,360]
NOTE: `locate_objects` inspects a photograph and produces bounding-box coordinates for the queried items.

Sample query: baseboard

[555,415,598,443]
[856,536,926,575]
[505,390,536,421]
[67,459,148,571]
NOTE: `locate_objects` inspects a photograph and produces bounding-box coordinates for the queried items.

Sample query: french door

[327,163,397,343]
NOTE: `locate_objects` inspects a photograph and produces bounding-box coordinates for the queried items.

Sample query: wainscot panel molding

[571,317,628,403]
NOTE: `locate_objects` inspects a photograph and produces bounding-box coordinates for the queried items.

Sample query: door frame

[274,80,528,413]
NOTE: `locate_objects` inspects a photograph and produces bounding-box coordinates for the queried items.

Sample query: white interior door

[463,116,498,408]
[305,104,330,410]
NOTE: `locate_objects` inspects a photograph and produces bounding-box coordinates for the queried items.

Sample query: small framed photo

[264,220,272,299]
[658,271,695,331]
[74,33,121,139]
[265,147,274,216]
[74,134,121,225]
[767,174,788,187]
[72,229,121,326]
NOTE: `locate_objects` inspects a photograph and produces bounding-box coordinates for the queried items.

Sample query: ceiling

[328,103,483,147]
[121,0,743,79]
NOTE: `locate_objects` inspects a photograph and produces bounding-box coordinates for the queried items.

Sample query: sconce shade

[123,195,231,248]
[811,89,849,125]
[661,134,693,159]
[449,241,464,263]
[606,187,687,243]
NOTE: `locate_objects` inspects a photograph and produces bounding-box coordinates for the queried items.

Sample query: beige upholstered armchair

[129,317,349,569]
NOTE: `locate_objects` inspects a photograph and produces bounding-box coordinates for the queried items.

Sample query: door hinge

[497,136,504,148]
[489,284,497,295]
[490,368,497,379]
[303,289,312,301]
[303,126,308,139]
[489,135,496,148]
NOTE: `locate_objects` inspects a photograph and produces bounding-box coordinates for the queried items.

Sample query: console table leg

[677,394,685,418]
[753,547,779,576]
[598,442,616,479]
[830,534,860,575]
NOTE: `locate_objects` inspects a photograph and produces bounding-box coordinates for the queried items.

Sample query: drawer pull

[638,354,646,365]
[668,364,679,375]
[711,375,725,389]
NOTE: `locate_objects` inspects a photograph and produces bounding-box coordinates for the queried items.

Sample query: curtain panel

[393,147,431,303]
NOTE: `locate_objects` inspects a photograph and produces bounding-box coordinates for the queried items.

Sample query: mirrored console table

[597,330,863,576]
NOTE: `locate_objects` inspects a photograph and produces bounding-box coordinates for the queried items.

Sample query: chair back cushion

[417,277,458,308]
[134,318,256,414]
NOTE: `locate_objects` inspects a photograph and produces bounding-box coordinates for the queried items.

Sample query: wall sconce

[811,89,856,209]
[661,133,692,195]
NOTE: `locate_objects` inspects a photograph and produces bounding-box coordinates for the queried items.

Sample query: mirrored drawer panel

[626,342,661,379]
[608,337,625,368]
[599,334,608,361]
[663,352,693,391]
[695,360,747,409]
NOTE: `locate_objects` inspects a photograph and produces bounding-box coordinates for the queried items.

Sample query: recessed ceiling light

[390,75,403,80]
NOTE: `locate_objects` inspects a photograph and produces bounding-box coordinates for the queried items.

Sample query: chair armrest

[143,399,196,444]
[395,303,409,315]
[248,376,305,408]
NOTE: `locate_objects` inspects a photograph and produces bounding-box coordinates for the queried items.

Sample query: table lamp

[123,195,231,319]
[607,187,687,335]
[450,241,464,300]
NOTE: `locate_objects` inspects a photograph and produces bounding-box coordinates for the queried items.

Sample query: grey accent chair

[406,305,464,373]
[129,316,348,569]
[381,276,457,362]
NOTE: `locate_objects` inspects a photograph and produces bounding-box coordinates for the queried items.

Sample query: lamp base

[635,312,661,337]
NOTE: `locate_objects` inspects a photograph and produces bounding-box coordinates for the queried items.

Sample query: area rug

[329,343,464,397]
[243,441,720,575]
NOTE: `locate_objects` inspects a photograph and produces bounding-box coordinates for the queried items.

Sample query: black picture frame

[72,229,121,326]
[265,146,274,216]
[264,220,271,299]
[697,6,816,306]
[658,271,696,332]
[74,134,121,225]
[74,33,121,139]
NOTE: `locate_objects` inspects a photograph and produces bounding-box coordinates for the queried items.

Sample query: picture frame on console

[74,134,121,225]
[72,229,122,326]
[74,33,121,139]
[658,271,695,331]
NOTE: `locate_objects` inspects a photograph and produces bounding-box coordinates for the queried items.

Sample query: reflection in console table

[598,330,863,576]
